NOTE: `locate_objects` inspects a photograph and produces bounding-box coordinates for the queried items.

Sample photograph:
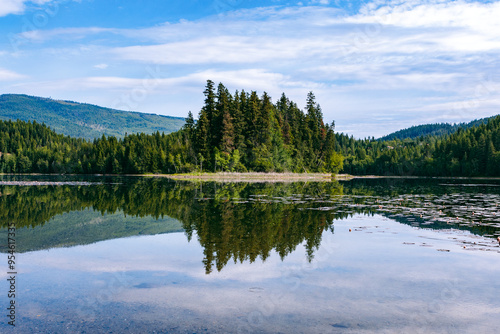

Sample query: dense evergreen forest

[185,80,343,173]
[378,123,459,141]
[336,115,500,176]
[0,80,499,176]
[378,117,493,141]
[0,81,343,174]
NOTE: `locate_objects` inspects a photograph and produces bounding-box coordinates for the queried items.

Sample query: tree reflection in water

[1,176,499,273]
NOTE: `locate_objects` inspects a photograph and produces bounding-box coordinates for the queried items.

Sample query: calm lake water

[1,175,499,333]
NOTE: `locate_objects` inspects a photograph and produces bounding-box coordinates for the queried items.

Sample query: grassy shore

[4,173,499,182]
[145,173,500,183]
[147,172,354,182]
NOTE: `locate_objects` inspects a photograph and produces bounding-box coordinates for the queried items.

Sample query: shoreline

[144,173,500,182]
[2,173,500,183]
[150,172,345,182]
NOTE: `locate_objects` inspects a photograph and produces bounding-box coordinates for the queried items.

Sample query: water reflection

[1,176,500,333]
[1,176,499,274]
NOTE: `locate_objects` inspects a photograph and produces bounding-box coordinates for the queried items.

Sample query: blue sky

[1,0,499,138]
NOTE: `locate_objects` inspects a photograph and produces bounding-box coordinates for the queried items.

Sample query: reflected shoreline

[1,175,499,274]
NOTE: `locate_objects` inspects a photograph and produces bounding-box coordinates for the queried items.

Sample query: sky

[0,0,499,138]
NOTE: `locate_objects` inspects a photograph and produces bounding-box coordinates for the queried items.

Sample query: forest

[0,80,343,174]
[0,94,185,140]
[0,80,499,176]
[336,114,500,176]
[377,117,492,141]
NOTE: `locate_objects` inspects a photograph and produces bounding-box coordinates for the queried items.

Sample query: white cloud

[0,0,53,17]
[93,63,108,70]
[99,2,500,70]
[11,69,297,93]
[111,36,316,65]
[345,0,500,53]
[309,0,331,4]
[17,27,114,43]
[0,67,25,81]
[0,0,28,16]
[2,2,500,137]
[354,0,500,32]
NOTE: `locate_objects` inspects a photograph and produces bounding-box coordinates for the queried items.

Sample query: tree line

[1,80,499,176]
[336,115,500,176]
[0,81,344,174]
[378,117,492,141]
[185,80,343,173]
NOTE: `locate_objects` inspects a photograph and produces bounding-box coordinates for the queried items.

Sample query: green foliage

[0,83,345,175]
[0,119,88,173]
[337,115,500,177]
[1,86,498,177]
[327,151,344,174]
[190,81,343,173]
[378,117,494,141]
[0,119,191,174]
[0,94,185,140]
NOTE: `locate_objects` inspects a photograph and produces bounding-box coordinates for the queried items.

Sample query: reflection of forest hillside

[0,209,183,253]
[0,179,346,273]
[1,177,499,273]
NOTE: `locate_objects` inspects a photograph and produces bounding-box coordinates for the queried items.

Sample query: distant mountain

[0,94,185,140]
[378,116,496,141]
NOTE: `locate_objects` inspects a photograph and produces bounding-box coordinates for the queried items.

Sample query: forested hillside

[0,81,344,174]
[337,115,500,176]
[433,118,500,176]
[378,117,493,141]
[378,123,459,141]
[0,94,185,140]
[0,119,185,174]
[0,119,87,173]
[1,82,498,177]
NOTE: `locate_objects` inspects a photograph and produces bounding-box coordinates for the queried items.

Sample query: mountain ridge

[0,94,185,140]
[378,116,496,141]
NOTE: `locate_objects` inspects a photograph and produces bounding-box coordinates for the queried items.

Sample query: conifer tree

[221,107,235,153]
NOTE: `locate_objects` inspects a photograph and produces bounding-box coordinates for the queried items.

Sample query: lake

[1,175,499,333]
